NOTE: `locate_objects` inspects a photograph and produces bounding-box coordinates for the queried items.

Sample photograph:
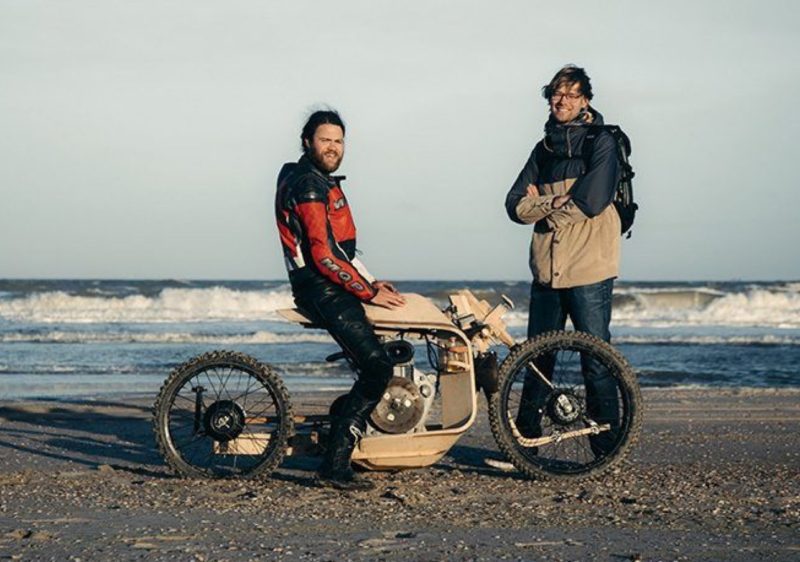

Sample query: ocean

[0,279,798,400]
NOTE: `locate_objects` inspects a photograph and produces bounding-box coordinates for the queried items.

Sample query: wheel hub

[370,376,424,434]
[203,400,245,441]
[546,391,583,425]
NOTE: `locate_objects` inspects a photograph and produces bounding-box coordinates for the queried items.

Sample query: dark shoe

[316,469,375,491]
[318,390,380,490]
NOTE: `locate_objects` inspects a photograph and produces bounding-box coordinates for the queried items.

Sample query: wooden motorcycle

[153,291,642,481]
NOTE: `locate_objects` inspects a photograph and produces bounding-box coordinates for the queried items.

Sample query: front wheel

[488,331,642,481]
[153,350,294,479]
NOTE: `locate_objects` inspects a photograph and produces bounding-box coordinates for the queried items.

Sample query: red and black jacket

[275,155,377,302]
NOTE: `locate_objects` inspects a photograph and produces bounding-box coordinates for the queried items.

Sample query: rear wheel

[488,331,642,481]
[153,350,293,479]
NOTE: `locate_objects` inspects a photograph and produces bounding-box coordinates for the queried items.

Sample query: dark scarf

[542,107,604,158]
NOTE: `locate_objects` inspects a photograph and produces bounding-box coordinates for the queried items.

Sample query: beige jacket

[515,177,620,288]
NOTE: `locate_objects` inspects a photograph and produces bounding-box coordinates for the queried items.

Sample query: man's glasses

[550,92,583,102]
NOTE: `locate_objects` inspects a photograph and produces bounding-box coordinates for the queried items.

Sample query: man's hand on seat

[371,284,405,309]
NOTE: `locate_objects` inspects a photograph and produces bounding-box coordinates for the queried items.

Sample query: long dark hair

[301,109,345,153]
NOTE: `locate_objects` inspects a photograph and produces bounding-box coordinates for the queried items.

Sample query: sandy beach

[0,387,798,561]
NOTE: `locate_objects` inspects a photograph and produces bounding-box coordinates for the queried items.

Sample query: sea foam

[0,330,332,345]
[503,288,800,329]
[0,287,295,323]
[0,285,798,329]
[614,289,800,328]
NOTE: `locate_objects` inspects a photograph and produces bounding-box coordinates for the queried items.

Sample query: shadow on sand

[0,399,167,477]
[0,400,521,485]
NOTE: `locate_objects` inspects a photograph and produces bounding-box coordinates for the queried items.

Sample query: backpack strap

[581,125,634,177]
[580,125,610,173]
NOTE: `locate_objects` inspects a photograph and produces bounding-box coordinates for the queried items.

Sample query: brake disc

[370,376,425,434]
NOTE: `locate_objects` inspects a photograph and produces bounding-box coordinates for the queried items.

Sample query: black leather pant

[293,279,393,414]
[294,280,394,476]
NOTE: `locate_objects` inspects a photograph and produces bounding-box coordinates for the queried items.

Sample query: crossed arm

[505,134,618,229]
[514,185,572,225]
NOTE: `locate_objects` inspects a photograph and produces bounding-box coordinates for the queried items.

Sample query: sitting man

[275,109,405,490]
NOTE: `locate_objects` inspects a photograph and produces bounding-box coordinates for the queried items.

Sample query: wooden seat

[276,293,453,330]
[276,307,320,328]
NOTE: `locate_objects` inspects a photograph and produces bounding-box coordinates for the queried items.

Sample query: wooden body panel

[279,293,479,470]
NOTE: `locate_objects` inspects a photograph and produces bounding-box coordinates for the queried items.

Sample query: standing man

[276,109,405,490]
[505,65,621,457]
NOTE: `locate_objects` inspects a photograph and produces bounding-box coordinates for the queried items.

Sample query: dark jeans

[527,278,614,341]
[519,278,619,456]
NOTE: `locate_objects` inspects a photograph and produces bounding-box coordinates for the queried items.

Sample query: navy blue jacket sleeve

[505,144,541,224]
[568,131,619,218]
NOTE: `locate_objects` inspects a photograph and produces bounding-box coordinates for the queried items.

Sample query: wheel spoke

[155,353,293,480]
[203,371,222,402]
[174,434,206,453]
[245,394,279,421]
[526,360,554,389]
[231,374,261,408]
[489,332,641,479]
[211,366,234,402]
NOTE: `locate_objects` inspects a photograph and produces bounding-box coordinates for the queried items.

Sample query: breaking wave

[0,283,798,329]
[613,288,800,329]
[0,287,295,323]
[504,287,800,329]
[613,334,800,346]
[2,330,796,346]
[0,330,332,345]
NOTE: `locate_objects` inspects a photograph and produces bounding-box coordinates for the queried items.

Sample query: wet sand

[0,387,798,561]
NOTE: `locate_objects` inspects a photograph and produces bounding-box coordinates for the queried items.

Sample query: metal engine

[366,339,437,435]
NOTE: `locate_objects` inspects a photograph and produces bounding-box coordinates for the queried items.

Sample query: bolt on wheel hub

[203,400,246,441]
[546,391,583,425]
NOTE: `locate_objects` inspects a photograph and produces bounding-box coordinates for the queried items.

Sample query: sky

[1,0,798,281]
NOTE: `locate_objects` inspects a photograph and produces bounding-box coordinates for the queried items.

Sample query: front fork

[192,385,205,434]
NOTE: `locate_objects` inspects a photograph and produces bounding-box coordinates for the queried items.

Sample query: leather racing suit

[275,154,393,477]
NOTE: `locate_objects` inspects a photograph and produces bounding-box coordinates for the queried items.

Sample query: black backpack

[582,125,638,238]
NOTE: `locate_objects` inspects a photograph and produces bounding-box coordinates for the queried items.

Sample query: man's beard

[309,147,342,174]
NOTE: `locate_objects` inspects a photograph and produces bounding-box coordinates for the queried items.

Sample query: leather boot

[317,391,378,491]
